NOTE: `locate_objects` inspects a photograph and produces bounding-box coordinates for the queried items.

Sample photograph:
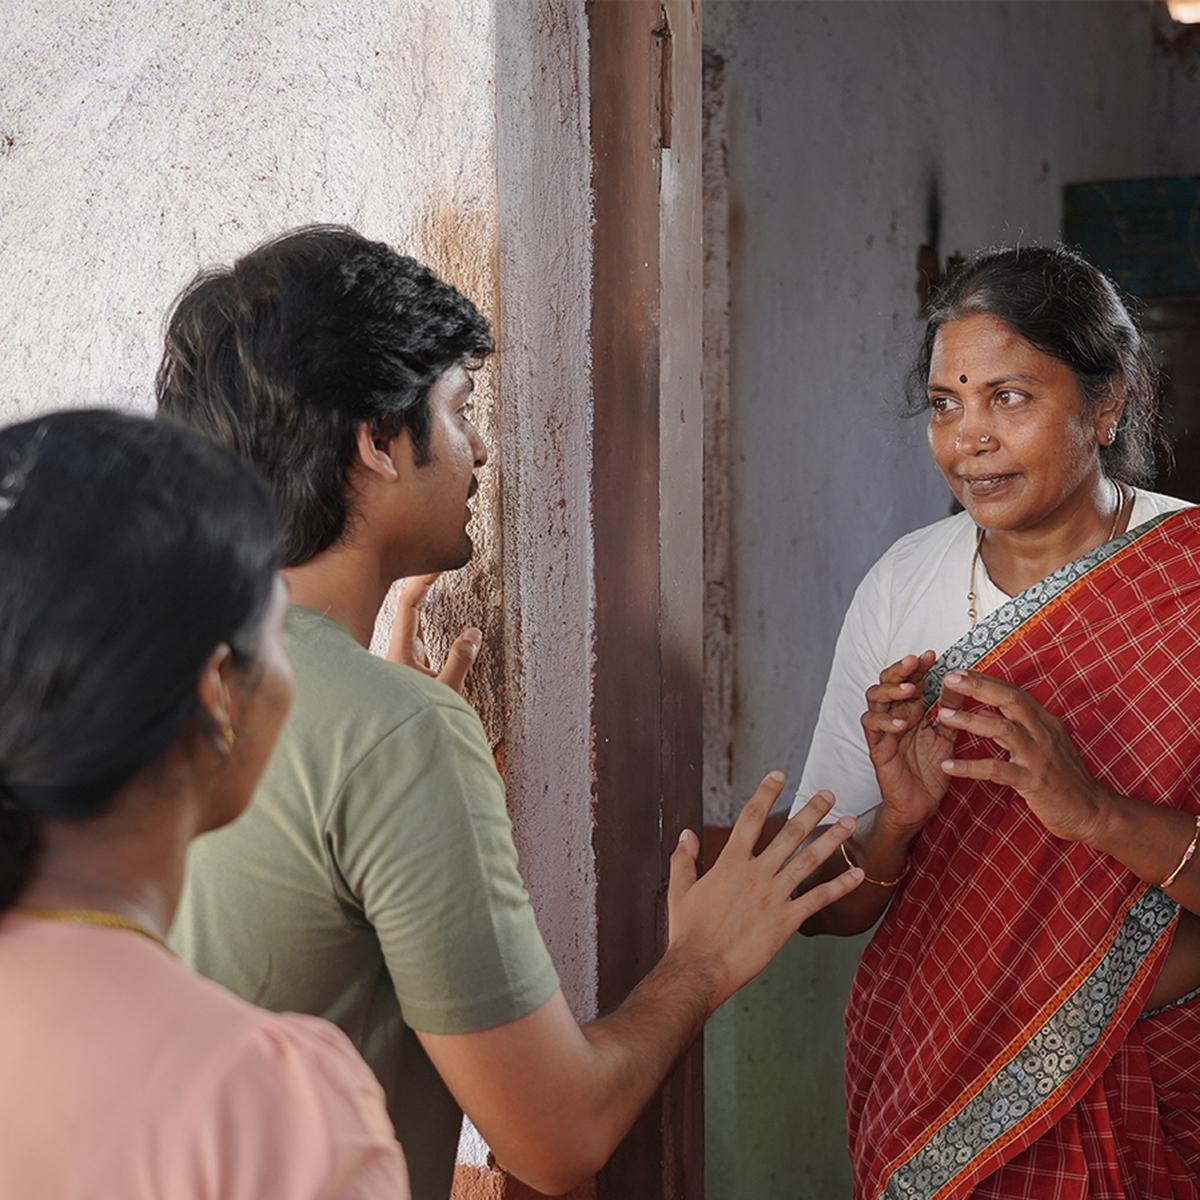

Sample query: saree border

[922,510,1180,708]
[875,885,1178,1199]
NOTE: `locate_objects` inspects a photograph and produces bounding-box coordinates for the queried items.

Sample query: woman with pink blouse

[0,410,409,1200]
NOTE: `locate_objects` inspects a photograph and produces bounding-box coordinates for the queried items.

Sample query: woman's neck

[981,474,1126,597]
[16,778,198,941]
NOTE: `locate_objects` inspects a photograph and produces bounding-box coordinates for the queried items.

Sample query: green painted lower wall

[705,930,872,1200]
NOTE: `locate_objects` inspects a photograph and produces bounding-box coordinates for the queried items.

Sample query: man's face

[390,363,488,573]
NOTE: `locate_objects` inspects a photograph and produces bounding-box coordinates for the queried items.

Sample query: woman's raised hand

[861,651,957,835]
[935,671,1109,843]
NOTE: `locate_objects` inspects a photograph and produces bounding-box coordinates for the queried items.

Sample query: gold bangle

[841,840,910,888]
[1160,813,1200,890]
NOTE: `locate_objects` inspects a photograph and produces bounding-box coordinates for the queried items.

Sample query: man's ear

[356,422,400,482]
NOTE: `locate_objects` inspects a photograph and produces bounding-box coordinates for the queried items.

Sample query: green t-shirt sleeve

[330,696,559,1036]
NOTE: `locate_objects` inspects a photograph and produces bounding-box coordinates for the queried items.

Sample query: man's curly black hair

[156,224,493,566]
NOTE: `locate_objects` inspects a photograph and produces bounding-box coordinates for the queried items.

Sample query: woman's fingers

[869,650,939,711]
[879,650,937,685]
[866,680,919,709]
[862,710,917,735]
[940,756,1023,787]
[880,653,920,680]
[942,671,1043,729]
[936,706,1028,754]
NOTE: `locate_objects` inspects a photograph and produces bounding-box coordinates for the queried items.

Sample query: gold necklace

[968,481,1127,630]
[11,906,168,949]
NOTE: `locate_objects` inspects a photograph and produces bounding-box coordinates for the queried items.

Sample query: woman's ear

[1094,387,1126,447]
[196,643,236,744]
[355,422,400,482]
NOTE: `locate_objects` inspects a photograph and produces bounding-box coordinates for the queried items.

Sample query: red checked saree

[846,506,1200,1200]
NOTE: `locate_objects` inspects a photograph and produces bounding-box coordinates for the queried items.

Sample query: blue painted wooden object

[1063,177,1200,297]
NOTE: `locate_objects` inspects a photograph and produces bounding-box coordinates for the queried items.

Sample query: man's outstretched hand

[666,773,863,1010]
[386,573,482,695]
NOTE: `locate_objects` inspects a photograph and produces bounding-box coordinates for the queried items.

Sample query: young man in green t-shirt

[159,226,862,1200]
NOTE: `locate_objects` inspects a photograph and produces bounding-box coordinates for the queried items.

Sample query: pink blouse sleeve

[174,1012,410,1200]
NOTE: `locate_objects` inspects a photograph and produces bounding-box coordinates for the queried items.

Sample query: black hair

[155,224,494,567]
[0,409,280,910]
[907,244,1166,486]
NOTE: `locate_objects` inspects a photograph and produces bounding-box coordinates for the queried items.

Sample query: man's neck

[283,541,396,649]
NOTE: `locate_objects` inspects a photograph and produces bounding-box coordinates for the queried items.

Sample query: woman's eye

[928,395,957,415]
[995,390,1027,407]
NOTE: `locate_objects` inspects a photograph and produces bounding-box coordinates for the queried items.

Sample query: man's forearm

[575,946,716,1161]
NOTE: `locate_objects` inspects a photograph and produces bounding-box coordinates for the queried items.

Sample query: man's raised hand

[386,573,482,695]
[666,773,863,1010]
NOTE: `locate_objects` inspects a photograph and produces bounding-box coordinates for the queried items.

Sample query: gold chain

[968,481,1126,631]
[11,906,168,949]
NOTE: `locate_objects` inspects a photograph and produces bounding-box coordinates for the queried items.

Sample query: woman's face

[204,576,294,831]
[926,313,1115,532]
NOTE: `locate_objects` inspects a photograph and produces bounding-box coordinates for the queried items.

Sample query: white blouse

[792,489,1192,822]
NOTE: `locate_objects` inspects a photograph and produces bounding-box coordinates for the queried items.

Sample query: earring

[1107,426,1118,444]
[221,721,237,752]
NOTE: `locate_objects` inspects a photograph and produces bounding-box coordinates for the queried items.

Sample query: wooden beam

[589,1,704,1196]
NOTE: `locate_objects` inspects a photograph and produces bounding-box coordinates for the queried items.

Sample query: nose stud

[954,433,994,451]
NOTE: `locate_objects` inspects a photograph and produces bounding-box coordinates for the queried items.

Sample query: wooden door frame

[589,2,705,1197]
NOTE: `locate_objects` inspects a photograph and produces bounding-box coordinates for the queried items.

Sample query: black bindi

[959,374,968,384]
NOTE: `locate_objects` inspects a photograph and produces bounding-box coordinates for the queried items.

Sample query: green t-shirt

[172,607,559,1200]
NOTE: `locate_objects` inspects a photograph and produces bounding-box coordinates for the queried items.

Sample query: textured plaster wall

[494,0,596,1017]
[0,0,508,738]
[1,0,599,1178]
[703,3,1200,1196]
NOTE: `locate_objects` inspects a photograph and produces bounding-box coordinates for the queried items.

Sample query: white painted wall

[0,0,498,418]
[705,0,1200,825]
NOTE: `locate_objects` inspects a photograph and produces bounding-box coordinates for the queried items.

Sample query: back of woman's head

[0,410,280,909]
[910,244,1166,485]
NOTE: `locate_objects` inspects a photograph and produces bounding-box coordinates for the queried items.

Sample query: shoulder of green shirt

[283,604,484,728]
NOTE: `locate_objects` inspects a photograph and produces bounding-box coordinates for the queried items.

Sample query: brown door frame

[589,2,705,1197]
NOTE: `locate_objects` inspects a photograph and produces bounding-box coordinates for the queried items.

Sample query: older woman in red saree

[849,505,1200,1198]
[797,246,1200,1198]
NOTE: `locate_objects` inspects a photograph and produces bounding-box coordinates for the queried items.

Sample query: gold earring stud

[221,722,237,751]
